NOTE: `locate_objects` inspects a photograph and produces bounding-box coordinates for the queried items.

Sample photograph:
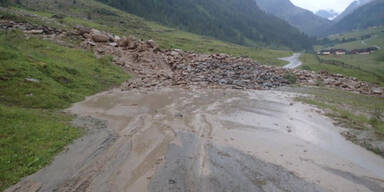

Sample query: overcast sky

[290,0,355,13]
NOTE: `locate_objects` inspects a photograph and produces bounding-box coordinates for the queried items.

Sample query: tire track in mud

[6,88,384,192]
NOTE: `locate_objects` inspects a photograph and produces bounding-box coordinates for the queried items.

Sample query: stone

[76,26,91,35]
[25,29,43,34]
[109,42,118,47]
[372,88,383,95]
[146,39,157,49]
[117,38,129,47]
[24,78,40,83]
[92,34,109,42]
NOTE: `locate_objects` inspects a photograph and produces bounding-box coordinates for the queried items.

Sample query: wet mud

[6,88,384,192]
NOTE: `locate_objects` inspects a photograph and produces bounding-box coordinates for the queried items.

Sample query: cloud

[290,0,355,13]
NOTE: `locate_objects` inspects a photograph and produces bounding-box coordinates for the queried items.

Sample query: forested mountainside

[333,0,374,22]
[254,0,330,36]
[97,0,314,51]
[325,0,384,35]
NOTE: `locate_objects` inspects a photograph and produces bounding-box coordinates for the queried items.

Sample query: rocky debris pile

[293,70,383,95]
[0,20,63,35]
[74,26,383,95]
[2,18,382,95]
[76,28,291,90]
[168,52,289,89]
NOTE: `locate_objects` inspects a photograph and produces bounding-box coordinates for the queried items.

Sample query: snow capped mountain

[315,9,339,20]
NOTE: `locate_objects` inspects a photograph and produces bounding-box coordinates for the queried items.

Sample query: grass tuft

[0,30,129,191]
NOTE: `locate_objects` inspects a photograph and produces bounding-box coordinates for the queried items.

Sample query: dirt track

[7,88,384,192]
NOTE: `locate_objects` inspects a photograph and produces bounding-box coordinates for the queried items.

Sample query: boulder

[372,88,383,95]
[109,42,118,47]
[25,29,43,34]
[117,38,129,47]
[76,26,91,35]
[128,41,138,49]
[127,36,138,49]
[92,34,109,42]
[146,39,158,49]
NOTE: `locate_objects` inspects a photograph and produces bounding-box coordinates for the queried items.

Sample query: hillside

[324,0,384,35]
[308,25,384,87]
[96,0,313,51]
[333,0,374,22]
[3,0,293,66]
[254,0,331,36]
[318,25,384,50]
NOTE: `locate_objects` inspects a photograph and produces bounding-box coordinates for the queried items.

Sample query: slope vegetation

[0,29,129,191]
[97,0,313,50]
[324,0,384,35]
[6,0,292,66]
[255,0,330,36]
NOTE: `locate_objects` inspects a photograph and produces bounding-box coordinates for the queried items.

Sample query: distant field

[4,0,291,66]
[299,53,384,86]
[317,25,384,50]
[307,25,384,86]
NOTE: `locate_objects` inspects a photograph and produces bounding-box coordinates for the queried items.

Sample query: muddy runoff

[7,88,384,192]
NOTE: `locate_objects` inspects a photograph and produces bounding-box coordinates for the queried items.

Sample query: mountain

[254,0,331,36]
[97,0,313,51]
[315,9,339,20]
[325,0,384,35]
[334,0,374,22]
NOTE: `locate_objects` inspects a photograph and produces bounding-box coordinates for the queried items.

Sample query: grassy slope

[303,25,384,86]
[0,31,129,191]
[299,53,384,86]
[292,87,384,155]
[322,25,384,50]
[295,87,384,133]
[11,0,291,66]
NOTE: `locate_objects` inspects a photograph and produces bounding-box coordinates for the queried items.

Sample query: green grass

[311,25,384,87]
[3,0,292,66]
[0,31,129,191]
[299,53,384,86]
[0,31,128,109]
[318,25,384,50]
[294,87,384,135]
[0,106,83,190]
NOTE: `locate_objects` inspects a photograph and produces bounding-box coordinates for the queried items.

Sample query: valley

[0,0,384,192]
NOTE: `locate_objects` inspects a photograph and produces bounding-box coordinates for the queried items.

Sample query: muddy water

[7,88,384,192]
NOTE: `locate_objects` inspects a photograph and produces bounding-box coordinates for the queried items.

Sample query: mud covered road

[7,88,384,192]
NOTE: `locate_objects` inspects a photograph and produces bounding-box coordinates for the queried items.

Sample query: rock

[24,78,40,83]
[109,42,118,47]
[92,34,109,42]
[90,28,101,35]
[127,36,138,49]
[114,35,121,41]
[25,29,43,34]
[146,39,157,49]
[169,179,176,184]
[128,41,138,49]
[88,41,96,46]
[76,26,91,35]
[117,38,129,47]
[372,88,383,95]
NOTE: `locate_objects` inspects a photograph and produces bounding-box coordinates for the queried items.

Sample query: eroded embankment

[7,88,384,192]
